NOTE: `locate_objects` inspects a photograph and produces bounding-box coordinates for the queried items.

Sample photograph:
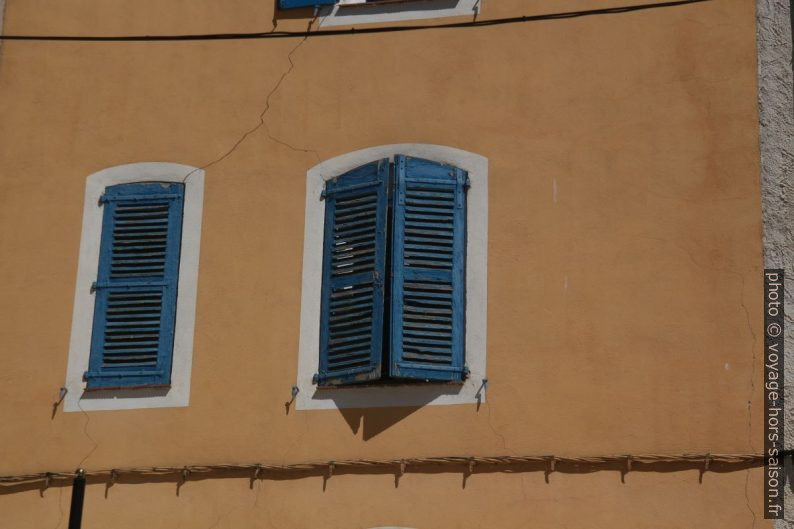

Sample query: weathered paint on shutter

[317,160,389,386]
[279,0,335,9]
[389,155,467,381]
[84,182,184,389]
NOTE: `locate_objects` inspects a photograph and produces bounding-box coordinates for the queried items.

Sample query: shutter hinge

[462,365,471,380]
[320,188,327,201]
[456,170,469,208]
[90,282,98,293]
[312,373,321,385]
[98,194,107,206]
[456,170,471,189]
[373,271,384,295]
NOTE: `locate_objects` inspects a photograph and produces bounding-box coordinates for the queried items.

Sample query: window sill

[83,384,171,393]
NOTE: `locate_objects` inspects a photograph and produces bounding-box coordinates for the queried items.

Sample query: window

[85,182,185,389]
[296,145,487,409]
[317,155,468,386]
[65,163,204,411]
[278,0,482,28]
[280,0,429,6]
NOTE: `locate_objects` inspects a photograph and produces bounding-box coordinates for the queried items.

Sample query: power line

[0,0,708,42]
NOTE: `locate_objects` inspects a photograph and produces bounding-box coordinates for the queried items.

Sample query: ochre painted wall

[1,471,771,529]
[0,0,768,527]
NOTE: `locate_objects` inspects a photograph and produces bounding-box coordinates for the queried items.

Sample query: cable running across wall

[0,0,709,42]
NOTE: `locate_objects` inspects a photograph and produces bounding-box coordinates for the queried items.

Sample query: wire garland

[0,452,766,488]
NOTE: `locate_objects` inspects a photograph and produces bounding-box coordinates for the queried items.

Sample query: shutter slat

[390,156,467,382]
[85,182,184,389]
[317,160,389,386]
[328,355,374,370]
[402,336,452,347]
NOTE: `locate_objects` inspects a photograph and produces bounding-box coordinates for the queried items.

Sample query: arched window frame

[296,145,488,410]
[64,163,204,411]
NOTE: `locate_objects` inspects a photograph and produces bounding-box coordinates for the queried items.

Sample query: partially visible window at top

[85,182,184,390]
[279,0,405,8]
[336,0,415,4]
[316,155,468,387]
[278,0,481,27]
[279,0,455,7]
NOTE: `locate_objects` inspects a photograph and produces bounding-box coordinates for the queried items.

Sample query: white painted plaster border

[320,0,481,27]
[64,163,204,412]
[296,144,488,410]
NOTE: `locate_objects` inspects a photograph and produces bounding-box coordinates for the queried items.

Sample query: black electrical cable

[0,0,709,42]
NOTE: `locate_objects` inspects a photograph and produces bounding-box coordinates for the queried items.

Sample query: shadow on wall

[306,384,464,439]
[337,405,423,440]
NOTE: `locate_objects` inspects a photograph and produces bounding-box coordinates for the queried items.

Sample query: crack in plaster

[205,507,234,529]
[253,478,263,508]
[266,502,277,529]
[486,400,510,453]
[75,400,99,469]
[51,486,64,529]
[738,273,759,453]
[746,468,759,529]
[636,235,759,452]
[181,18,320,185]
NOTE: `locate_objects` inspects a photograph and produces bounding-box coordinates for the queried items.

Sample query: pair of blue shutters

[85,182,184,389]
[318,156,468,386]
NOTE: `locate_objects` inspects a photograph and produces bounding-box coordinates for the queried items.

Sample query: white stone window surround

[296,144,488,410]
[319,0,482,27]
[64,162,204,412]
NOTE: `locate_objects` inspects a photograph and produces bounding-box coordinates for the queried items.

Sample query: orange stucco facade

[0,0,770,527]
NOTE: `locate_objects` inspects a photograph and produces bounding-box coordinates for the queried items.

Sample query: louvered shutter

[85,182,185,389]
[389,155,467,381]
[317,160,389,386]
[279,0,335,9]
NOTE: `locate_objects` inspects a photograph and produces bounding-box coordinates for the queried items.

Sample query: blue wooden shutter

[317,160,389,386]
[85,182,184,389]
[389,155,468,381]
[279,0,335,9]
